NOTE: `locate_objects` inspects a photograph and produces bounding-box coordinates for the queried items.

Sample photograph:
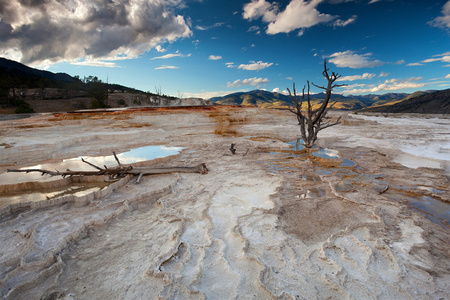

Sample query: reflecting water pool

[0,183,109,210]
[0,145,183,185]
[0,145,183,210]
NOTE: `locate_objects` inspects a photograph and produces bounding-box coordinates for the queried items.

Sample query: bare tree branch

[81,158,103,171]
[113,151,122,167]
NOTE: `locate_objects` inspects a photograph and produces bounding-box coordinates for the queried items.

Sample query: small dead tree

[288,60,346,148]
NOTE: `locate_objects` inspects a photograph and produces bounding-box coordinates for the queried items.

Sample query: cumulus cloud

[209,55,223,60]
[227,77,270,88]
[0,0,192,66]
[342,77,425,94]
[429,0,450,28]
[155,45,167,53]
[238,61,273,70]
[243,0,337,35]
[243,0,279,22]
[445,74,450,79]
[337,73,376,81]
[328,51,384,68]
[272,87,289,94]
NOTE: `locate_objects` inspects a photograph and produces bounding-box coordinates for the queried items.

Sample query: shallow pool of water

[287,139,341,160]
[410,196,449,225]
[0,183,109,210]
[0,145,184,210]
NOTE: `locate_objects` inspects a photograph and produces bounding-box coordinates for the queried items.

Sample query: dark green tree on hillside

[288,60,346,148]
[83,76,108,108]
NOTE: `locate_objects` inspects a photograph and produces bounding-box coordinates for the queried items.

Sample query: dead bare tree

[288,60,347,148]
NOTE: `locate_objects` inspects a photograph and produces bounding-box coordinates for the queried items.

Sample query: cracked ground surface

[0,107,449,299]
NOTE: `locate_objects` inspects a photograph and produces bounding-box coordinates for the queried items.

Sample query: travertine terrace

[0,106,449,299]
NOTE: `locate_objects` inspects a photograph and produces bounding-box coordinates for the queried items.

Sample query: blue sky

[1,0,450,98]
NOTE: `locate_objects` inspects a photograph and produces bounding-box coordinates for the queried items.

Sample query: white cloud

[368,0,382,4]
[248,25,261,32]
[72,60,120,68]
[445,74,450,79]
[238,61,274,70]
[395,59,406,65]
[155,65,179,70]
[209,55,223,60]
[272,88,289,95]
[151,51,190,60]
[267,0,335,34]
[342,77,425,94]
[379,72,389,77]
[422,55,450,63]
[195,25,208,31]
[195,22,225,31]
[429,0,450,28]
[243,0,279,22]
[243,0,336,35]
[226,62,236,68]
[227,77,270,88]
[155,45,167,53]
[333,15,357,27]
[337,73,376,81]
[407,62,424,66]
[0,0,192,67]
[328,51,384,68]
[409,52,450,66]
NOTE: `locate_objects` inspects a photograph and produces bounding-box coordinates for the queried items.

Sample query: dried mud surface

[0,107,449,299]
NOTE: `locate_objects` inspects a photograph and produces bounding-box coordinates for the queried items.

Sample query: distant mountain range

[210,89,411,110]
[210,89,449,113]
[360,89,450,114]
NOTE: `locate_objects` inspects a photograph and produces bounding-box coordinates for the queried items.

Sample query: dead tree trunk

[287,60,346,148]
[7,152,208,182]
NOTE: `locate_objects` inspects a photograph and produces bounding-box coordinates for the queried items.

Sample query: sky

[1,0,450,99]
